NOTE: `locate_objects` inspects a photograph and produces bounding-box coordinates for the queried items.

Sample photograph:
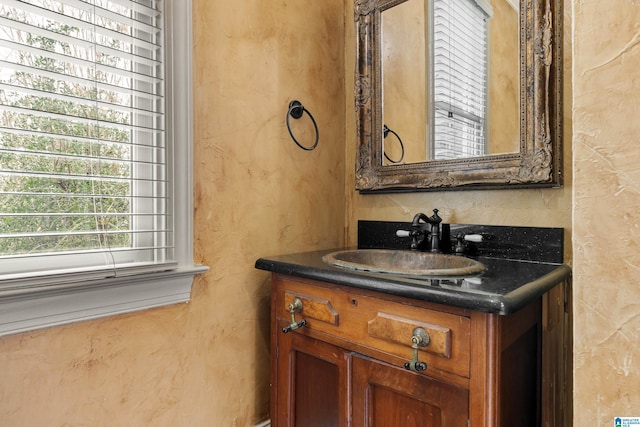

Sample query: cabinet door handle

[403,327,430,372]
[282,298,307,333]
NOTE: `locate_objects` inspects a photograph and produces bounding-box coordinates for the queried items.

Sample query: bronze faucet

[406,209,442,252]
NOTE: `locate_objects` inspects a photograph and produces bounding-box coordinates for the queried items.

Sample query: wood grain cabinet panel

[367,312,452,358]
[284,291,339,326]
[352,354,469,427]
[274,324,349,427]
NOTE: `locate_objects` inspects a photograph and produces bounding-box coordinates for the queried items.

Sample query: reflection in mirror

[431,0,492,160]
[354,0,562,191]
[382,0,428,165]
[486,0,520,155]
[382,0,520,165]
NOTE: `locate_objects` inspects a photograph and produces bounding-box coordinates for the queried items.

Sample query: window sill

[0,265,209,337]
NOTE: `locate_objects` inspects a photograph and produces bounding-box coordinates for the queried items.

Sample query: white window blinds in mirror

[432,0,491,160]
[0,0,175,284]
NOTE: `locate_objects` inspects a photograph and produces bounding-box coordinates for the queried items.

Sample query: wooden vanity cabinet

[270,274,569,427]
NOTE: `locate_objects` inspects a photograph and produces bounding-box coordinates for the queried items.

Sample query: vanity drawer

[274,275,471,378]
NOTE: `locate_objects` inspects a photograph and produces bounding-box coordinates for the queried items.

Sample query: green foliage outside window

[0,6,136,256]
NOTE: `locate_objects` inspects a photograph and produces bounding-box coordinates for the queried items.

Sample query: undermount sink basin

[322,249,486,277]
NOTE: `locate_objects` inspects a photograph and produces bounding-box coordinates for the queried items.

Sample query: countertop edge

[255,256,572,315]
[497,264,572,314]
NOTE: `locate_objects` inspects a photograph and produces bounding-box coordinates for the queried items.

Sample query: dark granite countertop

[255,248,571,315]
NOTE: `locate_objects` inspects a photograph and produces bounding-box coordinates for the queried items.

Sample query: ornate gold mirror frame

[354,0,563,192]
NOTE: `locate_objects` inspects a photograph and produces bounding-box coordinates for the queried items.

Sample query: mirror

[382,0,520,164]
[355,0,563,191]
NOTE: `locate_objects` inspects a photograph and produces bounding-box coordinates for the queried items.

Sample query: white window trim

[0,0,207,337]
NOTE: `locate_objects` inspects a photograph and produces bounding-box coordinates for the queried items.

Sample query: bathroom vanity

[256,225,571,427]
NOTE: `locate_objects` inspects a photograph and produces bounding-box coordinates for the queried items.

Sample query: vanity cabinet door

[351,354,469,427]
[273,322,349,427]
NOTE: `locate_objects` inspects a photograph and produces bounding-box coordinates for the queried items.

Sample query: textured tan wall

[572,1,640,424]
[0,1,345,425]
[1,1,635,425]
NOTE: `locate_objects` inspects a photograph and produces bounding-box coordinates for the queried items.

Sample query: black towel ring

[286,100,319,151]
[383,124,405,163]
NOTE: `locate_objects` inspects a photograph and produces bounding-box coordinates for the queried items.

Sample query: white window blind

[432,0,491,160]
[0,0,175,286]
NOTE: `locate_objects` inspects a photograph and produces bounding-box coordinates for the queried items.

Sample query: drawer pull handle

[282,298,307,333]
[404,327,430,372]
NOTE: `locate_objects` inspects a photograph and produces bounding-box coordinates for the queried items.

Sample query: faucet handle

[396,230,412,238]
[396,229,426,250]
[454,234,486,255]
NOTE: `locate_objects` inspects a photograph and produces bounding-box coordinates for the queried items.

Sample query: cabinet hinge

[467,420,470,427]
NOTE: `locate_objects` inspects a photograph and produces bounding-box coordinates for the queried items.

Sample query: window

[0,0,205,336]
[432,0,492,160]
